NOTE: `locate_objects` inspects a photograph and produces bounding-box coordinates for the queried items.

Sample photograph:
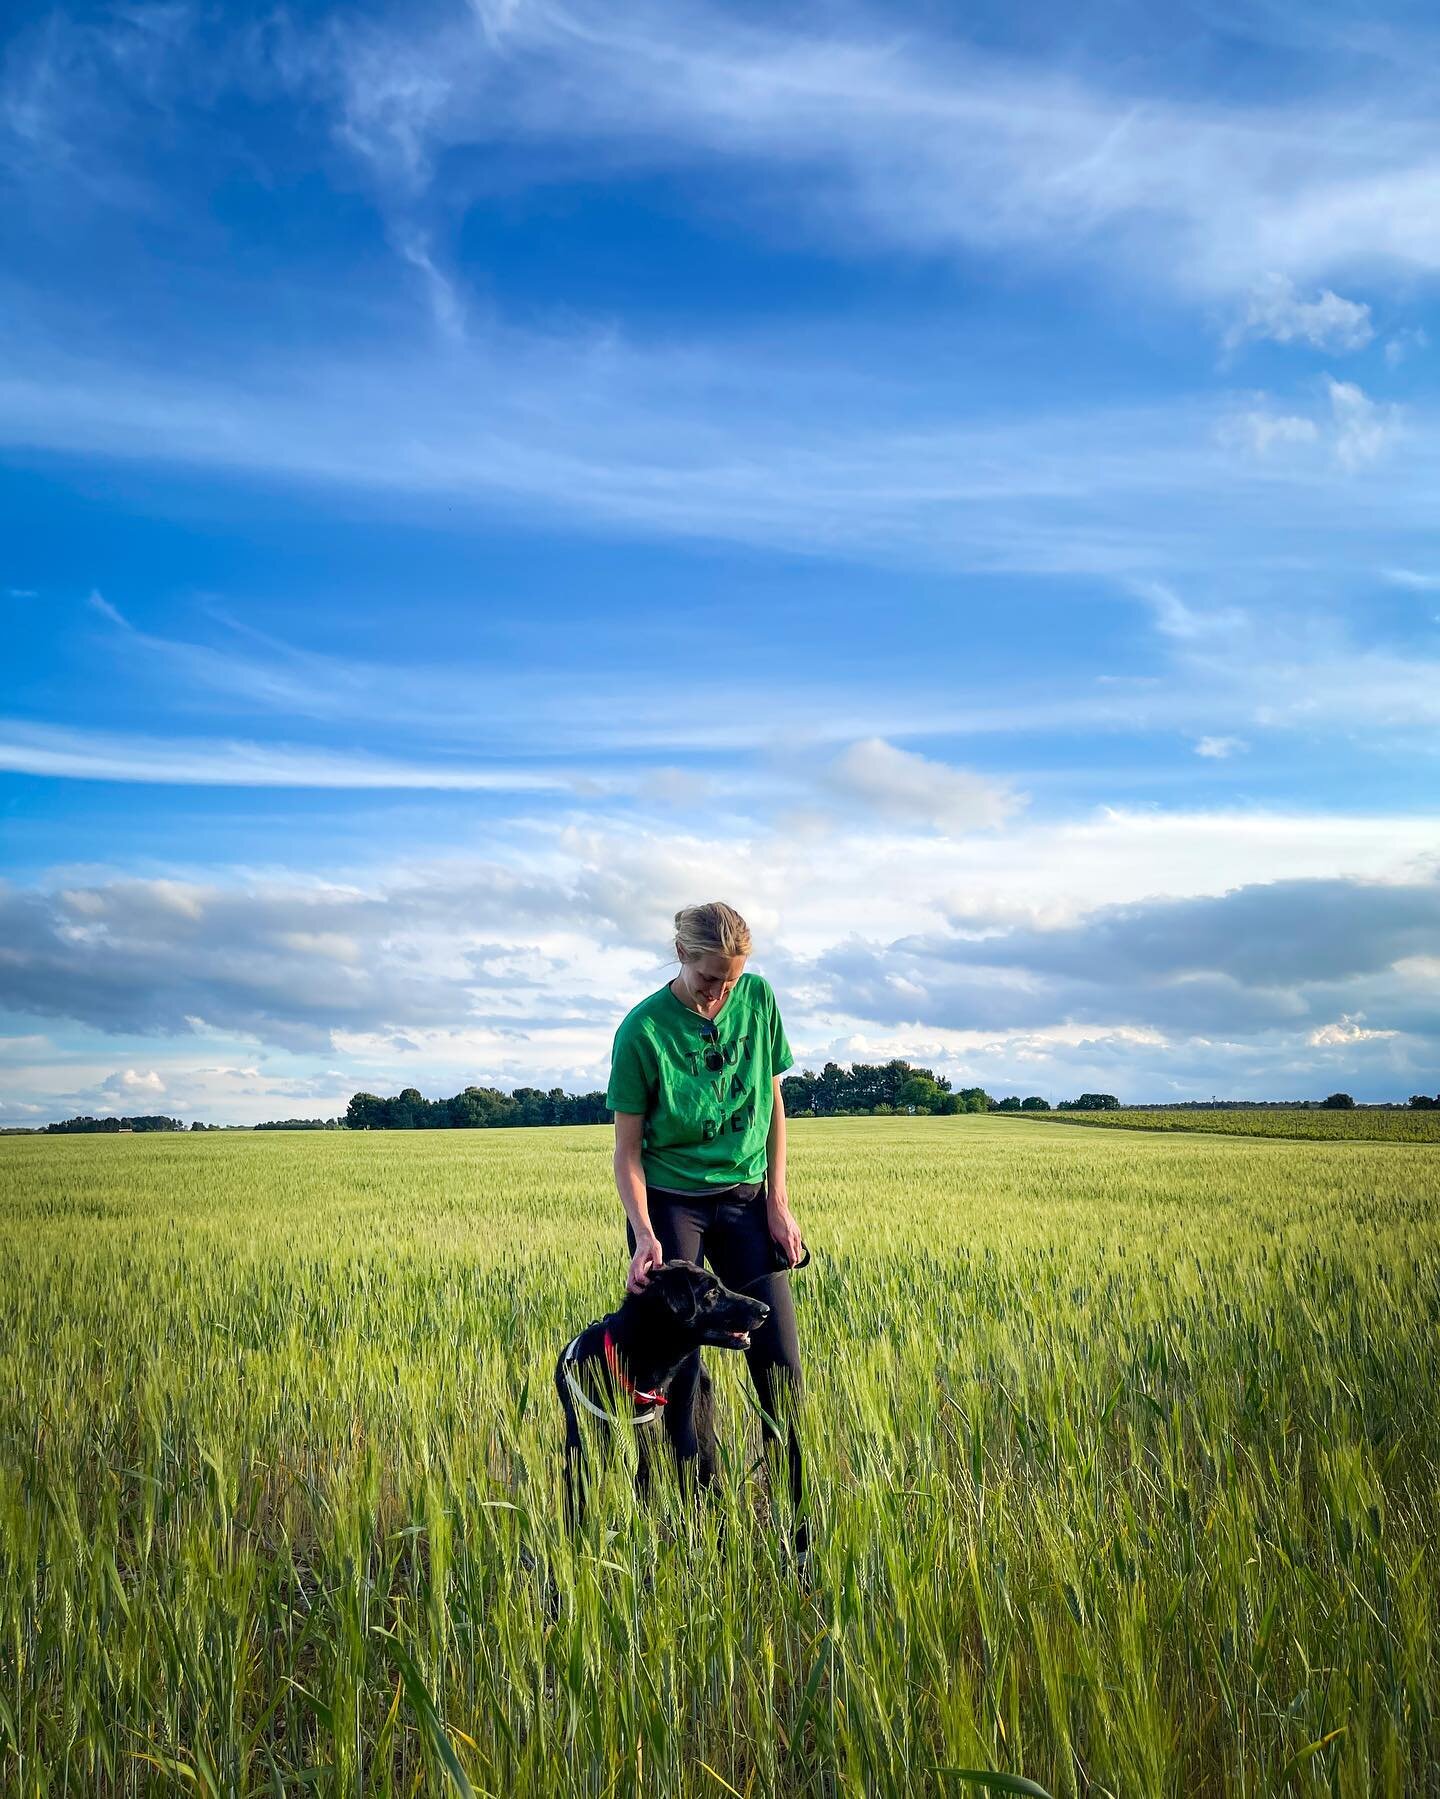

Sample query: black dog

[554,1259,770,1533]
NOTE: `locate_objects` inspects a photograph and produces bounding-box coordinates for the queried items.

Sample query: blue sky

[2,0,1438,1124]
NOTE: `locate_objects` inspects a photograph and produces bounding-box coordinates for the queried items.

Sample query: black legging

[627,1184,805,1535]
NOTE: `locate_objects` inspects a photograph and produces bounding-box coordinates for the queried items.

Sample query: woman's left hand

[766,1187,804,1267]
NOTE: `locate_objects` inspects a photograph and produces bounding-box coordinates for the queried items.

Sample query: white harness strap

[561,1334,661,1427]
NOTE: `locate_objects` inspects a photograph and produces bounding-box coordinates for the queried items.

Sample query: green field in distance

[3,1116,1437,1796]
[1017,1106,1440,1142]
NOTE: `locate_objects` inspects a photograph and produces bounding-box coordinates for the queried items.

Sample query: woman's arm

[765,1074,804,1265]
[614,1111,664,1293]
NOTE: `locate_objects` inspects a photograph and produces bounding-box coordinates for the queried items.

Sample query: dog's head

[630,1259,770,1350]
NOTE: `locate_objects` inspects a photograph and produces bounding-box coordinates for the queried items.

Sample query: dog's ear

[651,1262,706,1326]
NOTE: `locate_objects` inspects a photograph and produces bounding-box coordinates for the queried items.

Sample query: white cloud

[390,225,468,342]
[1195,736,1248,758]
[1218,377,1400,470]
[1307,1013,1399,1046]
[1228,274,1373,353]
[823,738,1023,833]
[1128,580,1247,641]
[1325,376,1401,470]
[100,1067,167,1097]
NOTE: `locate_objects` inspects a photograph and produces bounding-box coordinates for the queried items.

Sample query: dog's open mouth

[727,1329,752,1347]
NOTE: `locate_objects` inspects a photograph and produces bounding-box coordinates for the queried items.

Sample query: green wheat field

[1020,1109,1440,1144]
[3,1116,1438,1797]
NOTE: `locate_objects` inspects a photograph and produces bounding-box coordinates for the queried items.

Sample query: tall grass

[2,1117,1437,1795]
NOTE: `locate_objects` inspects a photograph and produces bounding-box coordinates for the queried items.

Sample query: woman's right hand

[627,1231,664,1294]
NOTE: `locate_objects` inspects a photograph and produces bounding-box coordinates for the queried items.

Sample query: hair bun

[673,901,752,961]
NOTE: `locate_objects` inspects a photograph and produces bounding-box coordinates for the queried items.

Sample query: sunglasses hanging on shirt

[697,1020,737,1073]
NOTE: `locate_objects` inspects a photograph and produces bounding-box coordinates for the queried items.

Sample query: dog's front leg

[564,1440,589,1534]
[694,1363,718,1492]
[557,1366,591,1537]
[633,1421,659,1510]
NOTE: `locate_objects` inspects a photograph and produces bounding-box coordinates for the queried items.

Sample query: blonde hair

[674,900,752,963]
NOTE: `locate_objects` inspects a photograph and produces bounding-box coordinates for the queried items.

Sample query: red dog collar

[603,1329,668,1409]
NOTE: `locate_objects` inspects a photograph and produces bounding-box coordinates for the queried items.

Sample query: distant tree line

[783,1061,969,1115]
[346,1085,611,1130]
[44,1114,186,1134]
[779,1062,1119,1116]
[344,1064,1042,1129]
[253,1118,345,1131]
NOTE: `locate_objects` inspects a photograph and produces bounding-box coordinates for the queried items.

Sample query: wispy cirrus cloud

[0,319,1432,580]
[281,0,1440,301]
[11,1,1440,313]
[0,719,585,791]
[37,577,1440,775]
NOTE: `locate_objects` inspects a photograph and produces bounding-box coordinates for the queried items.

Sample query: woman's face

[676,949,747,1017]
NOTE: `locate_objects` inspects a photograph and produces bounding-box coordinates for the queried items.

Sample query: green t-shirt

[605,972,795,1190]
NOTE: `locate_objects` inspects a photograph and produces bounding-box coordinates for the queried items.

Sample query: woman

[606,900,808,1560]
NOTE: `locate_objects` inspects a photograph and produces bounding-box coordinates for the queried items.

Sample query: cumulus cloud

[0,868,606,1052]
[1195,735,1248,758]
[823,738,1023,833]
[1227,274,1373,353]
[805,874,1440,1044]
[1308,1013,1399,1046]
[99,1067,166,1098]
[1218,377,1400,470]
[1,816,1437,1120]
